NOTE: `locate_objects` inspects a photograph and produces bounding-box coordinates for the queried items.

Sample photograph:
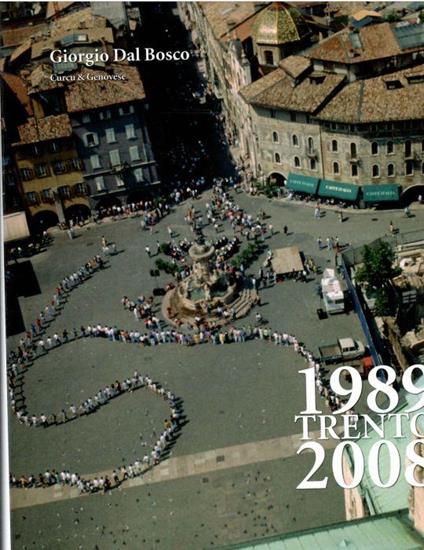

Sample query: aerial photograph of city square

[2,1,424,548]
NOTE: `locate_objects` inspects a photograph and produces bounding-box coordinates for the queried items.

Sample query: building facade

[241,20,424,203]
[1,4,159,227]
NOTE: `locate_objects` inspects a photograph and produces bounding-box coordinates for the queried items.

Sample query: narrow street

[135,2,237,187]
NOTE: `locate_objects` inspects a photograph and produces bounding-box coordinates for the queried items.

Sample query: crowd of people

[8,176,348,497]
[9,368,183,493]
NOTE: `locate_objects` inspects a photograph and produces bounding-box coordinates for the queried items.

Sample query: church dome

[253,2,309,46]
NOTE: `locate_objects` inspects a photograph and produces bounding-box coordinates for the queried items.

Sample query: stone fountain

[162,235,257,327]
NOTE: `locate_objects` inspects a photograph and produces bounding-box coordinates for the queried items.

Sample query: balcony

[346,152,361,165]
[306,147,318,159]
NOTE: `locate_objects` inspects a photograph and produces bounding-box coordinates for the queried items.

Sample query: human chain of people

[7,181,346,496]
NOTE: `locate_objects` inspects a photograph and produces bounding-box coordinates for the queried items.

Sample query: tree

[356,241,400,288]
[385,10,402,22]
[374,288,392,316]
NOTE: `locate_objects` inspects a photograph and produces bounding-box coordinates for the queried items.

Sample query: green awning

[318,179,360,201]
[362,184,400,202]
[286,173,319,194]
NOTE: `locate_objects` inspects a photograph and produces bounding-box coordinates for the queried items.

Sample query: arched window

[350,143,357,157]
[264,50,274,65]
[294,156,301,168]
[405,160,414,175]
[387,163,395,177]
[292,134,299,147]
[274,152,281,164]
[371,142,379,155]
[351,164,358,177]
[310,158,316,170]
[307,136,314,151]
[387,141,394,154]
[331,139,338,152]
[405,140,412,157]
[372,164,380,178]
[272,131,279,143]
[333,161,339,175]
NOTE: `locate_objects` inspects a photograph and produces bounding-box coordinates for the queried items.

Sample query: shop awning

[318,179,360,201]
[362,184,400,202]
[287,173,319,194]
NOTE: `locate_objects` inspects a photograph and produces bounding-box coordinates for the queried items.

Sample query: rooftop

[317,64,424,123]
[31,27,114,60]
[308,22,424,65]
[0,72,33,115]
[222,510,423,550]
[346,376,424,516]
[198,2,267,41]
[241,62,344,114]
[65,65,145,112]
[279,54,311,79]
[16,114,72,144]
[252,2,310,46]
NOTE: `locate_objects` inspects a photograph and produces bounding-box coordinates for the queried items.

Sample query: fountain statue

[162,236,241,326]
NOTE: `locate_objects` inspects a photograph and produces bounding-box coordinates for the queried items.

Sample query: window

[294,156,301,168]
[351,164,358,177]
[134,168,144,183]
[82,114,91,123]
[387,163,395,177]
[310,158,316,170]
[68,158,83,171]
[31,144,42,156]
[350,143,357,157]
[371,142,379,155]
[290,112,297,122]
[95,176,105,191]
[53,160,66,174]
[85,132,98,147]
[129,146,140,162]
[331,139,338,152]
[333,161,339,175]
[274,152,281,164]
[405,140,412,157]
[292,134,299,147]
[40,188,52,203]
[115,175,125,187]
[26,191,39,205]
[109,149,121,167]
[119,105,135,116]
[90,154,101,170]
[272,131,279,143]
[372,164,380,178]
[105,128,116,144]
[58,185,71,200]
[99,110,112,120]
[387,141,394,154]
[20,168,33,181]
[307,137,314,151]
[405,160,414,175]
[422,162,424,175]
[270,109,276,118]
[35,163,49,178]
[264,50,274,65]
[74,183,87,196]
[49,142,61,153]
[125,124,136,139]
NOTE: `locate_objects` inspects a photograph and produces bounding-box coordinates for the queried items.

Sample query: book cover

[1,1,424,549]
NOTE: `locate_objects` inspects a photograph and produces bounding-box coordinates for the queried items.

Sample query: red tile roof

[16,114,72,144]
[65,65,145,112]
